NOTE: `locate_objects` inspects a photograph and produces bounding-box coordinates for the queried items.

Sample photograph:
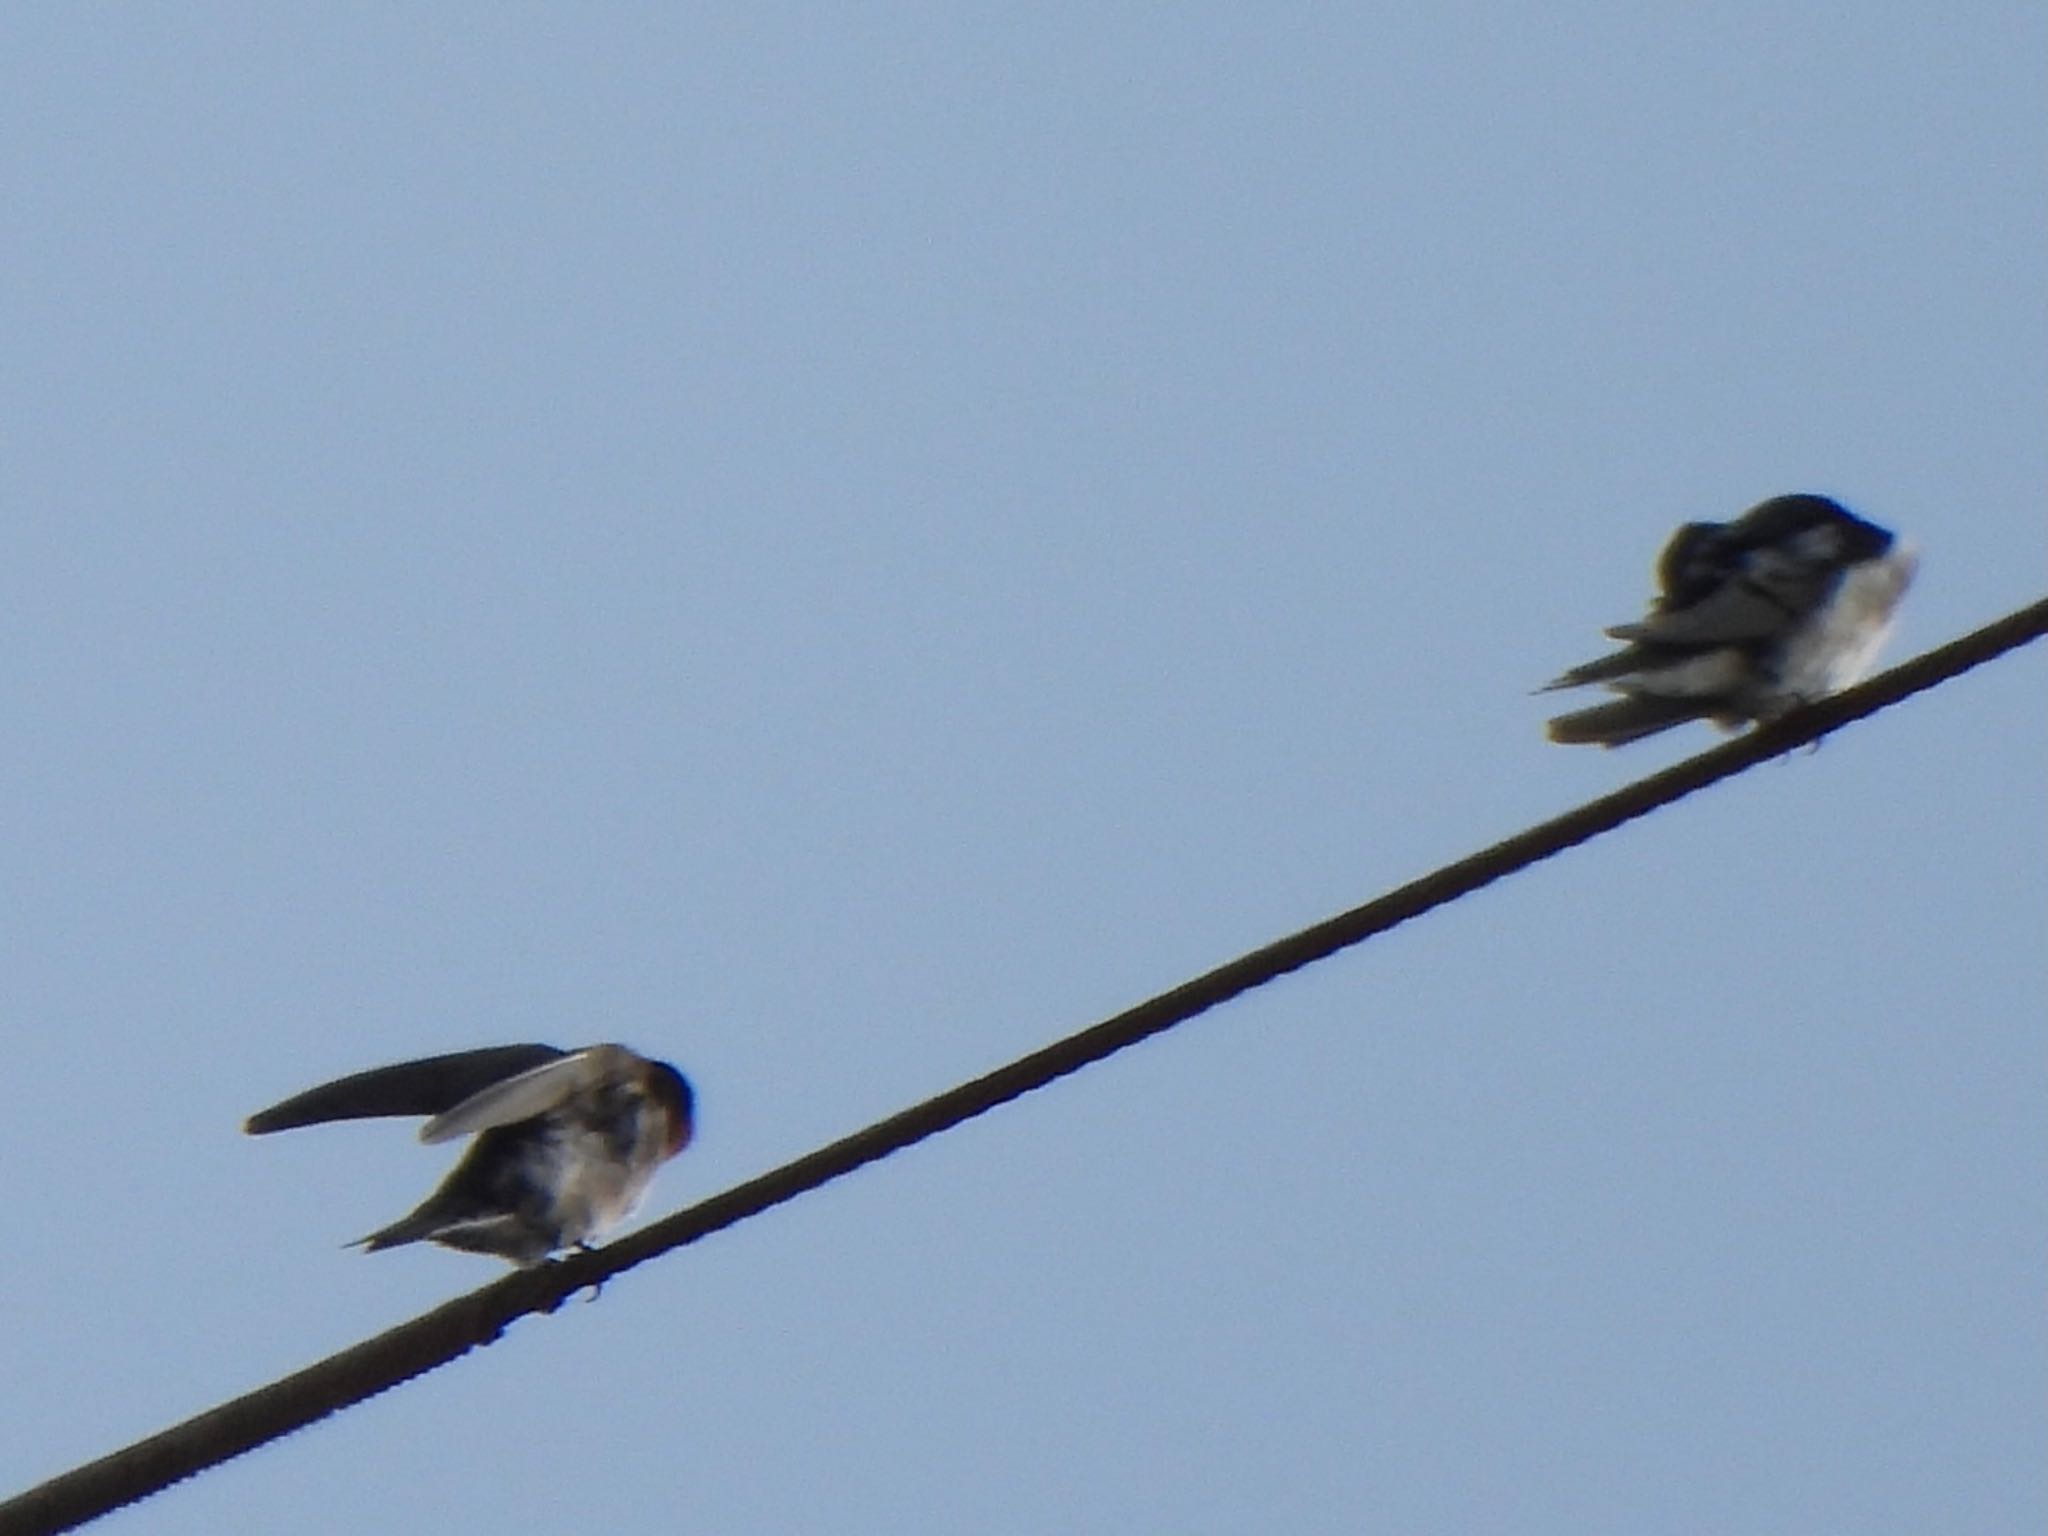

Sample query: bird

[245,1043,695,1266]
[1541,493,1917,747]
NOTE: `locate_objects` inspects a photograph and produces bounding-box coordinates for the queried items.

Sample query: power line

[4,594,2043,1536]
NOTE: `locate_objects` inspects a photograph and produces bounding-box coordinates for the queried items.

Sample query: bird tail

[353,1191,488,1252]
[353,1210,444,1253]
[1545,693,1717,747]
[1539,645,1653,692]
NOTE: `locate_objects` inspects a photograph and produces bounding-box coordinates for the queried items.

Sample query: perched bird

[246,1043,694,1265]
[1542,494,1917,747]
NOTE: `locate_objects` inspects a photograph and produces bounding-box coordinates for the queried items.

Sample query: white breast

[541,1126,665,1247]
[1776,546,1917,699]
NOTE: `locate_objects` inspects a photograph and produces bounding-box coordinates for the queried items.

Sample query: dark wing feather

[244,1044,568,1134]
[1622,498,1856,646]
[1540,645,1662,691]
[1608,575,1811,645]
[1653,521,1737,605]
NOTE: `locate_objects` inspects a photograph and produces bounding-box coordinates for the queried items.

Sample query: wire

[4,594,2042,1536]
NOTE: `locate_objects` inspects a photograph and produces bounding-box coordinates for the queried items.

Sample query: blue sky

[2,7,2042,1533]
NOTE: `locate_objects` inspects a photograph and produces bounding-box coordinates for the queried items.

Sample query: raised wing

[419,1045,629,1144]
[1652,521,1737,605]
[244,1044,568,1135]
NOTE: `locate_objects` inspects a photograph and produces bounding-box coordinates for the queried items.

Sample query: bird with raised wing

[1542,493,1916,747]
[246,1043,695,1265]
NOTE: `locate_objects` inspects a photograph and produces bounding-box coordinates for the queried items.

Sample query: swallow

[246,1043,694,1266]
[1541,493,1917,746]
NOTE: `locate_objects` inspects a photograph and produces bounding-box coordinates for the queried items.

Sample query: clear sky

[2,7,2042,1533]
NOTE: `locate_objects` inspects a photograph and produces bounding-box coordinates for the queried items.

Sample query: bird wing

[1613,538,1845,645]
[419,1045,630,1144]
[1538,645,1660,692]
[1619,495,1861,645]
[1652,521,1736,604]
[244,1044,569,1134]
[1606,581,1794,644]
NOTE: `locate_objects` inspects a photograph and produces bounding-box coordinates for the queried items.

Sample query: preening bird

[245,1043,695,1266]
[1542,494,1916,747]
